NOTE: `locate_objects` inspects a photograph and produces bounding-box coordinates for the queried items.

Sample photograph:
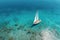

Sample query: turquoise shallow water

[0,0,60,40]
[0,9,60,40]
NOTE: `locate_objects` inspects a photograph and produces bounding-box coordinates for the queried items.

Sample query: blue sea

[0,0,60,40]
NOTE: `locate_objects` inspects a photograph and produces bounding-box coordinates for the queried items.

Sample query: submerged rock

[0,36,4,40]
[8,37,14,40]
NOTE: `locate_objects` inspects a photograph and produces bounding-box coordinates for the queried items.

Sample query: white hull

[33,20,41,24]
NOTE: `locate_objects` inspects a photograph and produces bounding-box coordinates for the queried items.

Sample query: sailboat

[33,11,41,24]
[31,11,41,27]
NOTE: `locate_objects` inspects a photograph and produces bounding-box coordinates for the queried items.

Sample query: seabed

[0,10,60,40]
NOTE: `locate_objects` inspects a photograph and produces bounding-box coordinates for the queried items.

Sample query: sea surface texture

[0,0,60,40]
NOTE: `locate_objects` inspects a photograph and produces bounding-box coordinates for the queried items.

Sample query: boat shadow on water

[30,23,39,28]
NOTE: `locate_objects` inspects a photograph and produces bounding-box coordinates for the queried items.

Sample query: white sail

[33,11,41,24]
[34,11,39,22]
